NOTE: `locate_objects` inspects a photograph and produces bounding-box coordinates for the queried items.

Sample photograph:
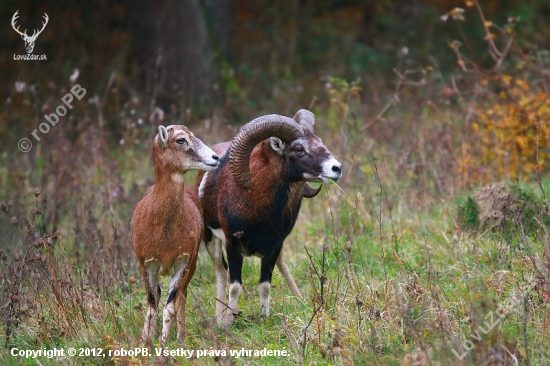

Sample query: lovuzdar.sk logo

[12,10,48,61]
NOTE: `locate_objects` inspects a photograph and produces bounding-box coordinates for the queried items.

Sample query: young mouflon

[132,125,219,344]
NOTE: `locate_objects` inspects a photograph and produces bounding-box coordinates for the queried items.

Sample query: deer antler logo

[11,11,49,54]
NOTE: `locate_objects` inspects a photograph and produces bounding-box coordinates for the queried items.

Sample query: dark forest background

[2,0,550,132]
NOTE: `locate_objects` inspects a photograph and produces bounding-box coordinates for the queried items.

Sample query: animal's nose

[332,164,342,174]
[212,155,219,161]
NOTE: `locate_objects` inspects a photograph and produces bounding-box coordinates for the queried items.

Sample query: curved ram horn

[230,114,303,189]
[293,109,315,133]
[302,183,322,198]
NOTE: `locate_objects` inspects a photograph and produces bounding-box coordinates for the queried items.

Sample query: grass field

[1,91,550,365]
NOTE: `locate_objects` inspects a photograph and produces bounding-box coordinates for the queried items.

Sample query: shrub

[457,196,480,232]
[457,182,549,239]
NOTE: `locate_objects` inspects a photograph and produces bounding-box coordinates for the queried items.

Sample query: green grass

[2,180,549,365]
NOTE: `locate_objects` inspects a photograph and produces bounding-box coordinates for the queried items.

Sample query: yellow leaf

[515,79,530,90]
[465,1,474,7]
[502,75,512,86]
[516,136,525,147]
[484,33,495,40]
[484,21,493,27]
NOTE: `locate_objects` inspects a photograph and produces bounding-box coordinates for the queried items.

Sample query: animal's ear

[158,125,169,147]
[269,137,286,155]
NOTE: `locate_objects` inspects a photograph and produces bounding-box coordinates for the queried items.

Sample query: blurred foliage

[446,1,550,186]
[2,0,550,117]
[1,0,550,209]
[458,85,550,184]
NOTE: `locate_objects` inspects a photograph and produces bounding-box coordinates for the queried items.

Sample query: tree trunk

[131,0,230,109]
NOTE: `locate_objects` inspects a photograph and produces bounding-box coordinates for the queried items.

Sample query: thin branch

[473,0,502,58]
[301,305,321,361]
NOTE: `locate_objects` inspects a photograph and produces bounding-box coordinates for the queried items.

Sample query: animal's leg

[276,250,303,300]
[225,240,243,325]
[259,254,279,317]
[161,254,189,344]
[142,259,161,343]
[205,236,227,325]
[176,287,187,339]
[176,252,197,340]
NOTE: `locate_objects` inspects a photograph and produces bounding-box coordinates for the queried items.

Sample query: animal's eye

[294,145,305,154]
[176,138,187,145]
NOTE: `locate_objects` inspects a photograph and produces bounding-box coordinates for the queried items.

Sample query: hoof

[220,310,241,327]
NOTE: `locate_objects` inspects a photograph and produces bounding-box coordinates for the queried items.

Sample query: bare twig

[301,305,321,361]
[94,72,116,129]
[473,0,502,58]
